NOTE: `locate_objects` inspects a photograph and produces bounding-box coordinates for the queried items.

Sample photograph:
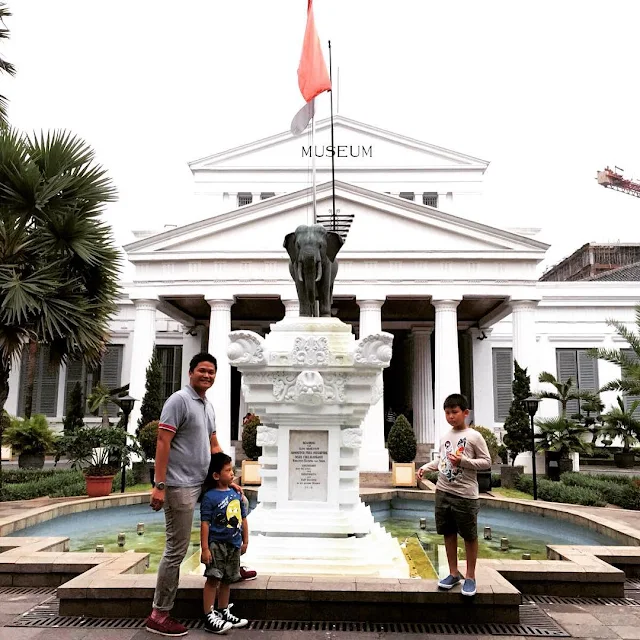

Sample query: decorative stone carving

[341,428,363,448]
[371,373,383,405]
[323,373,346,403]
[354,333,393,366]
[293,370,325,405]
[271,372,298,402]
[291,336,330,366]
[256,424,278,447]
[227,331,266,365]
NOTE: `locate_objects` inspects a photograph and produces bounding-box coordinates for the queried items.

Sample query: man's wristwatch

[155,482,166,490]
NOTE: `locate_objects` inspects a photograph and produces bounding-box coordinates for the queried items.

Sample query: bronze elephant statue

[283,225,343,317]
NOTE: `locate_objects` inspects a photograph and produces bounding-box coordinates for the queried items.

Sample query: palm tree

[587,305,640,397]
[601,396,640,454]
[534,416,592,459]
[536,371,595,416]
[0,3,15,126]
[0,128,119,415]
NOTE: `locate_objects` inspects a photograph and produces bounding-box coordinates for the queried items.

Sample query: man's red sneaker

[239,565,257,581]
[145,615,188,636]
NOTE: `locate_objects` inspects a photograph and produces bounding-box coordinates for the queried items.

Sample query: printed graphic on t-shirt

[212,495,242,531]
[438,436,467,482]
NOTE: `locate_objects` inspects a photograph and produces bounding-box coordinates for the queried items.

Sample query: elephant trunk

[302,255,318,316]
[315,260,322,282]
[297,261,304,282]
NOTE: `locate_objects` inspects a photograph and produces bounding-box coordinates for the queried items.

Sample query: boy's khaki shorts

[203,540,241,583]
[435,490,479,541]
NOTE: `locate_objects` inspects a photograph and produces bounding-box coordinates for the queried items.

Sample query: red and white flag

[290,0,331,136]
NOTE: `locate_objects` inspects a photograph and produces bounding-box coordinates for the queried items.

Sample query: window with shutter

[157,346,183,403]
[100,345,124,417]
[17,345,60,417]
[556,349,599,415]
[492,348,513,422]
[622,349,640,418]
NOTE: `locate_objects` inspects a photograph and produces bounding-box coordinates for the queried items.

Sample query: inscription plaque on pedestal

[288,430,329,502]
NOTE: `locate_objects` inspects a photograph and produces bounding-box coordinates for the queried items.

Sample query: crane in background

[596,166,640,198]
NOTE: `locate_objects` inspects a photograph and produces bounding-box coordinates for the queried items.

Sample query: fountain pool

[9,496,620,577]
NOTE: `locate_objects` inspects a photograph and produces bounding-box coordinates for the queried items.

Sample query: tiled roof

[590,261,640,281]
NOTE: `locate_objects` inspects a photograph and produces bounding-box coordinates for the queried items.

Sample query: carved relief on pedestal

[323,373,346,403]
[293,371,325,405]
[256,424,278,447]
[370,373,383,405]
[354,333,393,366]
[341,427,363,449]
[291,336,330,366]
[271,372,298,402]
[227,331,266,365]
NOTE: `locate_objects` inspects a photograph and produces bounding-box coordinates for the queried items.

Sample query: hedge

[515,475,606,507]
[560,472,640,510]
[0,468,140,501]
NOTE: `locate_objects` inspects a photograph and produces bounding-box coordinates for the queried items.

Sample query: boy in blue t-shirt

[200,453,249,634]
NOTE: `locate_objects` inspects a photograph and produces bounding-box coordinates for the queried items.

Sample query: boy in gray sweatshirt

[417,393,491,597]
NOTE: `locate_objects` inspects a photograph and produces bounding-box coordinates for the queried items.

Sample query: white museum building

[6,116,640,471]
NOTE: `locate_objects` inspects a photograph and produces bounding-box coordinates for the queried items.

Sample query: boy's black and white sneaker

[203,608,232,634]
[217,603,248,628]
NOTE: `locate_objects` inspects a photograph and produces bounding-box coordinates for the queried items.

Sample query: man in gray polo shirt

[145,352,233,637]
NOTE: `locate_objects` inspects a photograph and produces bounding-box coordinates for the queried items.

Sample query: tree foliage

[0,3,15,127]
[138,349,164,430]
[503,360,531,464]
[588,305,640,397]
[0,128,119,417]
[472,425,499,462]
[387,413,417,463]
[601,396,640,453]
[241,413,262,461]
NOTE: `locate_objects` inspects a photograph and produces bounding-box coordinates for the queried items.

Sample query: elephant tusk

[315,261,322,282]
[297,262,304,282]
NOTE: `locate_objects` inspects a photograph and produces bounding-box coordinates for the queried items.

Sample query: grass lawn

[491,487,533,500]
[125,483,152,493]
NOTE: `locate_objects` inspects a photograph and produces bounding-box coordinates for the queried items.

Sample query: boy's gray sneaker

[438,573,464,590]
[462,578,477,596]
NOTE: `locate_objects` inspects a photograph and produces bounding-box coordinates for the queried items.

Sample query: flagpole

[328,40,336,232]
[311,104,317,225]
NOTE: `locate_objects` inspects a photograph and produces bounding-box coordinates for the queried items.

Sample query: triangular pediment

[188,116,489,172]
[124,181,548,258]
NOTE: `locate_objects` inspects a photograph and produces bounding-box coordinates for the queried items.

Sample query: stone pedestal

[227,317,408,577]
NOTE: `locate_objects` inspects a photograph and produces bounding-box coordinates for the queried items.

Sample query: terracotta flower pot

[85,475,115,498]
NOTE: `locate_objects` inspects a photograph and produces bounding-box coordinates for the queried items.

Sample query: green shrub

[1,469,85,501]
[497,444,509,464]
[491,473,501,488]
[3,414,57,455]
[514,475,606,506]
[472,425,499,462]
[241,414,262,461]
[137,349,164,430]
[560,472,640,510]
[138,420,158,461]
[424,471,439,484]
[387,414,417,463]
[63,381,85,433]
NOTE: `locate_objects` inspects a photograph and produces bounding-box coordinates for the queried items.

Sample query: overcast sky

[4,0,640,272]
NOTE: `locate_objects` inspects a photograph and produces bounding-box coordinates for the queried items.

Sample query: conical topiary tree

[138,349,163,431]
[387,414,417,463]
[503,360,531,465]
[241,413,262,461]
[63,381,85,433]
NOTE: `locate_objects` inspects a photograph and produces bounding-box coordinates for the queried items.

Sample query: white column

[237,381,247,440]
[56,363,67,421]
[414,192,423,205]
[6,356,21,416]
[511,300,539,385]
[128,298,158,435]
[181,326,204,388]
[207,298,233,455]
[252,192,261,205]
[411,328,434,445]
[357,299,388,472]
[469,328,494,427]
[433,299,461,438]
[283,298,300,318]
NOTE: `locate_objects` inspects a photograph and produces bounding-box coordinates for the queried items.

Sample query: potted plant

[534,416,592,479]
[55,425,145,497]
[138,420,158,485]
[601,396,640,468]
[471,425,498,493]
[2,414,56,469]
[387,414,417,487]
[241,413,262,485]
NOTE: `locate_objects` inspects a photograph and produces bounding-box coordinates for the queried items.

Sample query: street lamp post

[524,397,540,501]
[118,395,137,494]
